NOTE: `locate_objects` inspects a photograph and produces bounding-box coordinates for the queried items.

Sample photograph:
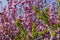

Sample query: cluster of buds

[0,0,59,40]
[0,13,19,40]
[0,0,19,40]
[49,1,59,25]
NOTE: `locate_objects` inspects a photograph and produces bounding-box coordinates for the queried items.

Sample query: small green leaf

[38,31,44,36]
[51,31,56,37]
[15,19,28,40]
[33,6,40,13]
[16,19,20,26]
[58,0,60,4]
[32,22,38,39]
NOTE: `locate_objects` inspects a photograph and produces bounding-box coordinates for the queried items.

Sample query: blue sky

[0,0,57,12]
[1,0,57,7]
[0,0,7,12]
[2,0,7,6]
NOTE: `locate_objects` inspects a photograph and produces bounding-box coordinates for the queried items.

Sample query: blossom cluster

[0,0,60,40]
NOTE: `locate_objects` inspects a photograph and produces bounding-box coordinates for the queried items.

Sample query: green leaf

[33,6,49,25]
[40,12,49,25]
[16,19,20,26]
[58,0,60,4]
[38,31,44,36]
[52,24,60,30]
[38,29,49,36]
[44,7,49,12]
[51,31,56,37]
[33,6,40,13]
[32,22,38,39]
[15,19,28,40]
